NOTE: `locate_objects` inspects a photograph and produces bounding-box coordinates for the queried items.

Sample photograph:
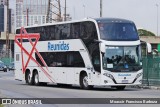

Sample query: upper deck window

[98,22,139,41]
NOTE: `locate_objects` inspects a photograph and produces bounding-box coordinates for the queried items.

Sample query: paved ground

[0,71,160,107]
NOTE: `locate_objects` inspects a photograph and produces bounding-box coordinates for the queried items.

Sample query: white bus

[15,18,151,90]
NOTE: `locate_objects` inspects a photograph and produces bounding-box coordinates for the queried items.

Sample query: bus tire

[80,73,93,90]
[33,72,40,86]
[26,71,34,85]
[116,86,126,90]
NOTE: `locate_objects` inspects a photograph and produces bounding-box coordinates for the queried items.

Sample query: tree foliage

[138,29,156,36]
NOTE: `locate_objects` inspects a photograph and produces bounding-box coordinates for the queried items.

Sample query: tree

[138,29,156,36]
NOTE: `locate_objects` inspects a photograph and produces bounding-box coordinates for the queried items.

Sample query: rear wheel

[33,72,40,86]
[26,72,33,85]
[33,71,47,86]
[80,73,93,90]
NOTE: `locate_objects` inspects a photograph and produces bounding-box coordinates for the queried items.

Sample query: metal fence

[142,55,160,86]
[1,57,14,65]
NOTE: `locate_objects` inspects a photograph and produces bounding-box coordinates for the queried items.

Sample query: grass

[0,104,4,107]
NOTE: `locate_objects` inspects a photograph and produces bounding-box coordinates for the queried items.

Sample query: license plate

[122,80,128,83]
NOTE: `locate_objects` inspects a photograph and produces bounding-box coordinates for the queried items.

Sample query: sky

[10,0,160,36]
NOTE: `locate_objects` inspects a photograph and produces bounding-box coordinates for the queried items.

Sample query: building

[0,2,13,61]
[16,0,51,28]
[0,5,5,32]
[0,0,6,5]
[140,36,160,55]
[0,4,11,33]
[140,36,160,50]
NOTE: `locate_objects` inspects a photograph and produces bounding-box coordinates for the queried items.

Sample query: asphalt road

[0,70,160,107]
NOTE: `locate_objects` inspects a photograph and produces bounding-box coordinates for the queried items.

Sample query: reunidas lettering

[48,41,69,51]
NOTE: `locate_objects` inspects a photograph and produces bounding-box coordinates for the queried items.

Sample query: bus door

[15,52,23,80]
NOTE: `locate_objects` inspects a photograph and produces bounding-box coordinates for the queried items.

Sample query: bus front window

[103,46,142,72]
[98,22,139,41]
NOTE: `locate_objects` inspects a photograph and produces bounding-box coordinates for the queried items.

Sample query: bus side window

[71,23,80,39]
[81,21,98,40]
[62,24,71,39]
[67,53,74,67]
[73,52,85,67]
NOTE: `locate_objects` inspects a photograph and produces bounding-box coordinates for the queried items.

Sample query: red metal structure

[15,27,55,82]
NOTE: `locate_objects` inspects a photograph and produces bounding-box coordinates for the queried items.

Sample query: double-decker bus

[15,18,151,90]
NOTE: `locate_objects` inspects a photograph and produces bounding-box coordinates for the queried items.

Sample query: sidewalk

[141,85,160,90]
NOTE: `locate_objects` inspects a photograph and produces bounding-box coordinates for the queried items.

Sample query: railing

[142,55,160,86]
[1,57,14,65]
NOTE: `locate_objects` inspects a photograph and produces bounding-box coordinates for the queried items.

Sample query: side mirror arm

[140,40,152,53]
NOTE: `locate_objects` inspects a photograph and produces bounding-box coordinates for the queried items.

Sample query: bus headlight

[136,72,143,79]
[103,73,114,79]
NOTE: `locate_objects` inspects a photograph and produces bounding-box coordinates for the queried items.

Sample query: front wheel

[80,73,93,90]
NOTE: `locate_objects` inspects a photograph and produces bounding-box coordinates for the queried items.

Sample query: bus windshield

[103,46,142,72]
[98,22,139,41]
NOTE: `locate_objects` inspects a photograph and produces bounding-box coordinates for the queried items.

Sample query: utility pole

[156,4,159,36]
[100,0,102,17]
[23,8,30,26]
[6,0,9,57]
[64,0,66,21]
[46,0,50,23]
[26,8,29,26]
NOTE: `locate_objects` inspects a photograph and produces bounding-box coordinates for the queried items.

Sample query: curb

[130,85,160,90]
[143,86,160,90]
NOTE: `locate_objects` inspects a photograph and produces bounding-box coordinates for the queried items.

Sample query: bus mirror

[94,39,101,43]
[146,43,152,53]
[101,43,106,53]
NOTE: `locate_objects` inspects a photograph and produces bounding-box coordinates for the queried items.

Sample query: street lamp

[100,0,102,17]
[83,4,85,17]
[156,4,159,36]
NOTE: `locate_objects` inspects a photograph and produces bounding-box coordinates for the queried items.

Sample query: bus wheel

[116,86,126,90]
[80,73,93,90]
[26,72,33,85]
[33,72,40,86]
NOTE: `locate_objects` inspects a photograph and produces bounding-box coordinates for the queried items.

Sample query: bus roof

[16,17,134,30]
[95,18,134,23]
